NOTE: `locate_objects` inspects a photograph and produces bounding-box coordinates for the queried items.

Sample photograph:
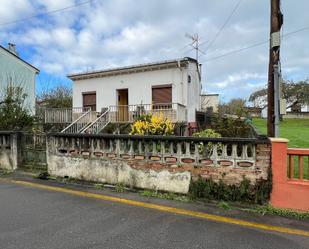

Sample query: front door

[117,89,128,121]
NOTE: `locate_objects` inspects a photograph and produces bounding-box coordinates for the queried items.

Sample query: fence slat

[289,155,294,179]
[299,155,304,180]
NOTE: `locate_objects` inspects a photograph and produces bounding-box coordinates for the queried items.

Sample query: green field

[252,118,309,148]
[253,118,309,179]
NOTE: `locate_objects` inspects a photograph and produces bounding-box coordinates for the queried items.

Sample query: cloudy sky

[1,0,308,102]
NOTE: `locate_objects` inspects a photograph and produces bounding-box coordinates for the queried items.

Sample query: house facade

[0,43,39,114]
[200,93,219,112]
[68,57,201,124]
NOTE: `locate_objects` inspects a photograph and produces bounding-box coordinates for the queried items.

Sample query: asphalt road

[0,180,308,249]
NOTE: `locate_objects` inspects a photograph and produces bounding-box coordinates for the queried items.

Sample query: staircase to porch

[61,108,110,134]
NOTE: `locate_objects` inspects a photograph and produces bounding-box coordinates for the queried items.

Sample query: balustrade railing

[61,110,96,133]
[109,103,187,123]
[81,109,110,134]
[48,133,267,168]
[0,131,12,150]
[44,107,91,124]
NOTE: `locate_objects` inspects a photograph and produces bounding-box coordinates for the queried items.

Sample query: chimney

[7,43,18,56]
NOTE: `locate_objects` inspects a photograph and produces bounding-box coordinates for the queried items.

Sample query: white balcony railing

[108,103,187,123]
[44,107,91,124]
[43,103,187,126]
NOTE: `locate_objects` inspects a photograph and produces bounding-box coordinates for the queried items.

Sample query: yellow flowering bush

[130,113,174,135]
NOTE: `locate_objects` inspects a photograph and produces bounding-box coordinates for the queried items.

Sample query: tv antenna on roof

[184,33,206,62]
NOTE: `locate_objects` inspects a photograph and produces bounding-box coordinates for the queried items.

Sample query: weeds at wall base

[139,190,191,202]
[189,177,272,205]
[242,205,309,220]
[0,168,12,176]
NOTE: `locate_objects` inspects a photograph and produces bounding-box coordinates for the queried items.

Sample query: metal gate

[21,133,47,171]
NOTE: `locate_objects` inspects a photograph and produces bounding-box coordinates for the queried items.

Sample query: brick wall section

[46,134,271,192]
[127,142,271,186]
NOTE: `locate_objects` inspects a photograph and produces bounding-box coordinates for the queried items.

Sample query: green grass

[242,205,309,220]
[253,118,309,179]
[252,118,309,148]
[139,190,190,202]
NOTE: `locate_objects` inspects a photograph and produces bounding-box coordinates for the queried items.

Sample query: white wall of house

[0,47,38,114]
[286,104,309,112]
[200,94,219,112]
[186,62,201,122]
[72,61,200,122]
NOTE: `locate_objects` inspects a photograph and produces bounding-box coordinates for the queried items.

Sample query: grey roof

[0,45,40,73]
[68,57,197,80]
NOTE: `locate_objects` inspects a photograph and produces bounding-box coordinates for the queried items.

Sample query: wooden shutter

[152,86,172,104]
[83,92,96,111]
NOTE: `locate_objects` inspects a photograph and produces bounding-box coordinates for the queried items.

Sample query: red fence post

[270,138,289,185]
[270,138,309,212]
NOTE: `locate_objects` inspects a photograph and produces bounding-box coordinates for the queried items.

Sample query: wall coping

[48,132,270,144]
[0,131,17,135]
[269,138,289,143]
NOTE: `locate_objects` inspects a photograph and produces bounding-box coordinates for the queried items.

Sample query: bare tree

[37,83,72,108]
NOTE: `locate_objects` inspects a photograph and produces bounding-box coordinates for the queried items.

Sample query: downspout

[177,60,185,105]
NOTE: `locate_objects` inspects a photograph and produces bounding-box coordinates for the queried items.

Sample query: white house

[68,57,201,126]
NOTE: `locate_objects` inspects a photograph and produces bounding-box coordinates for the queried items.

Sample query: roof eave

[0,45,40,73]
[67,57,196,81]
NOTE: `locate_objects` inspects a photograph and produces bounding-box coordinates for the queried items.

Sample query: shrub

[193,129,222,155]
[211,115,252,137]
[130,113,174,135]
[193,129,221,139]
[0,86,33,130]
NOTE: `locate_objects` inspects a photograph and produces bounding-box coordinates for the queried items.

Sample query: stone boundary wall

[284,112,309,119]
[0,132,21,170]
[47,133,270,194]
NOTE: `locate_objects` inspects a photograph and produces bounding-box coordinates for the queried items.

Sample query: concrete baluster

[211,143,218,166]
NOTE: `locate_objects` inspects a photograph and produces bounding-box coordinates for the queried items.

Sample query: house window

[188,75,191,83]
[82,92,96,111]
[152,85,172,109]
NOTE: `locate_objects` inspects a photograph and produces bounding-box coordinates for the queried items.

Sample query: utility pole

[267,0,283,137]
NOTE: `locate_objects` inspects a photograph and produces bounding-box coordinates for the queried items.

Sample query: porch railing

[44,107,91,124]
[81,109,110,134]
[109,103,187,123]
[61,110,96,133]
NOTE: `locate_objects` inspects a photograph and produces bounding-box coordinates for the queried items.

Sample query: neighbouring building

[0,43,39,114]
[200,93,219,112]
[261,103,309,119]
[287,103,309,112]
[245,107,262,117]
[68,57,201,129]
